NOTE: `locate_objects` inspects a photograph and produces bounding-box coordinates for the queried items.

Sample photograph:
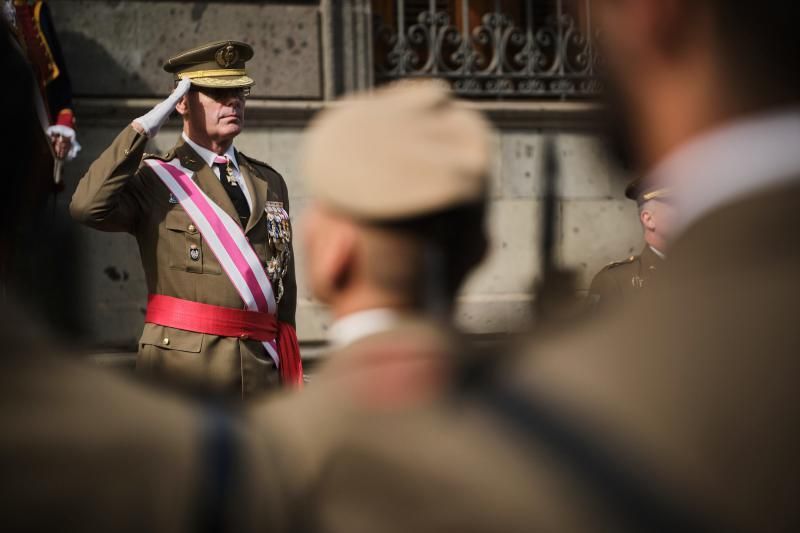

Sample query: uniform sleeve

[277,174,297,328]
[69,125,148,233]
[587,267,621,313]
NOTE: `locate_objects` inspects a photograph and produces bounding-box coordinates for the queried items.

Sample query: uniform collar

[646,108,800,236]
[328,308,402,349]
[649,245,666,260]
[181,132,240,173]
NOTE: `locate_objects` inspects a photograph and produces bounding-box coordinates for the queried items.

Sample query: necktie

[213,155,250,227]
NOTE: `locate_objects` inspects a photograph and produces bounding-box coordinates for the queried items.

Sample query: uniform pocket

[140,323,203,353]
[164,208,221,275]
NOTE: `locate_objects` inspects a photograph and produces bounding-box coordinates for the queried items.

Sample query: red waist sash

[145,294,303,387]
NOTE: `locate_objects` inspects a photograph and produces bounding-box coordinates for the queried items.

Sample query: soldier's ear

[304,209,358,302]
[329,223,358,292]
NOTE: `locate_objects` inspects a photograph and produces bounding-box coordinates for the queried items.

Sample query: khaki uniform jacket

[0,307,253,533]
[70,126,296,398]
[246,318,454,532]
[299,182,800,533]
[588,244,664,311]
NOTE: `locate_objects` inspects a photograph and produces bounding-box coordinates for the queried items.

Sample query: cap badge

[215,44,239,68]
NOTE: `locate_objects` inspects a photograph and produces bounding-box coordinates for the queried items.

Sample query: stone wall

[49,1,322,99]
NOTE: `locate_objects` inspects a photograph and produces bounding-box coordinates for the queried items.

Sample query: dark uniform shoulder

[142,150,175,162]
[588,254,639,304]
[599,254,638,273]
[237,151,282,176]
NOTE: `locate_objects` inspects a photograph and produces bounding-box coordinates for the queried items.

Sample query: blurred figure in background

[246,80,492,532]
[3,0,80,190]
[288,1,800,532]
[1,0,82,336]
[587,178,675,311]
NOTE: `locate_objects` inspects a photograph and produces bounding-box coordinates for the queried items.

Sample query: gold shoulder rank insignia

[238,151,279,173]
[602,255,637,272]
[143,151,174,162]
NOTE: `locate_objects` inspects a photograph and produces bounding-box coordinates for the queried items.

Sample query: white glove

[133,77,192,138]
[46,124,81,161]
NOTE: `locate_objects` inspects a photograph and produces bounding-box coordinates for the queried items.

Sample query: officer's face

[651,198,678,242]
[182,87,247,142]
[640,198,678,248]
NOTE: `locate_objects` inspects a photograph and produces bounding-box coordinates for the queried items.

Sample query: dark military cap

[625,177,672,203]
[163,40,254,88]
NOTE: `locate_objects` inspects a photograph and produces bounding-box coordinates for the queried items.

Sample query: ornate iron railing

[373,0,600,99]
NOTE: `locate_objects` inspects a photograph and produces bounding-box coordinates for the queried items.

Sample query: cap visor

[188,75,254,88]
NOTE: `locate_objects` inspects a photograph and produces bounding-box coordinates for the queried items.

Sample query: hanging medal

[264,201,292,302]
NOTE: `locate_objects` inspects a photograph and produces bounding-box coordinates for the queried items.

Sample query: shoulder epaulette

[238,151,280,174]
[142,151,173,162]
[602,255,637,271]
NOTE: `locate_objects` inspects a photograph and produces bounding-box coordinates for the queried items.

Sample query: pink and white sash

[144,158,281,366]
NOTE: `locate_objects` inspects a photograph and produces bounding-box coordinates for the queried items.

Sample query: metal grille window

[372,0,600,99]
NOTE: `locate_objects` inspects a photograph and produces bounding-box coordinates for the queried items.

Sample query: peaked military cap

[625,177,672,203]
[163,40,254,88]
[302,80,492,221]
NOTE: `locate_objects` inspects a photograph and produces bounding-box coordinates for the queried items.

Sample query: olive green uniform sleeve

[587,267,621,310]
[70,125,148,233]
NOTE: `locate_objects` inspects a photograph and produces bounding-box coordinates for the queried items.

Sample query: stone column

[321,0,374,99]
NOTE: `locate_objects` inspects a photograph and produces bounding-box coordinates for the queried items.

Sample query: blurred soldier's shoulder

[588,254,638,303]
[0,310,209,533]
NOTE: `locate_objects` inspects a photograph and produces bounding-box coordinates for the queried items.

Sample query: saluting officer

[71,41,301,398]
[587,178,675,310]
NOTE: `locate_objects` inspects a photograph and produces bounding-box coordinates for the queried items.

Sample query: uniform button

[162,337,170,345]
[239,333,250,341]
[123,149,130,156]
[188,224,196,232]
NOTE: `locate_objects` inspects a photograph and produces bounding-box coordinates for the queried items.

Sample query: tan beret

[301,80,492,221]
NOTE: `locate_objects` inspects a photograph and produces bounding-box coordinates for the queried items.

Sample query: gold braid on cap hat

[178,69,246,79]
[642,188,671,201]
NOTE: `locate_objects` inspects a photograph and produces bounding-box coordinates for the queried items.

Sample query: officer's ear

[175,94,189,117]
[640,208,656,232]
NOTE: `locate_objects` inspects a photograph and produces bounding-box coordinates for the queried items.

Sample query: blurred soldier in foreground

[288,1,800,532]
[0,25,259,533]
[71,40,301,398]
[246,81,491,531]
[587,178,675,310]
